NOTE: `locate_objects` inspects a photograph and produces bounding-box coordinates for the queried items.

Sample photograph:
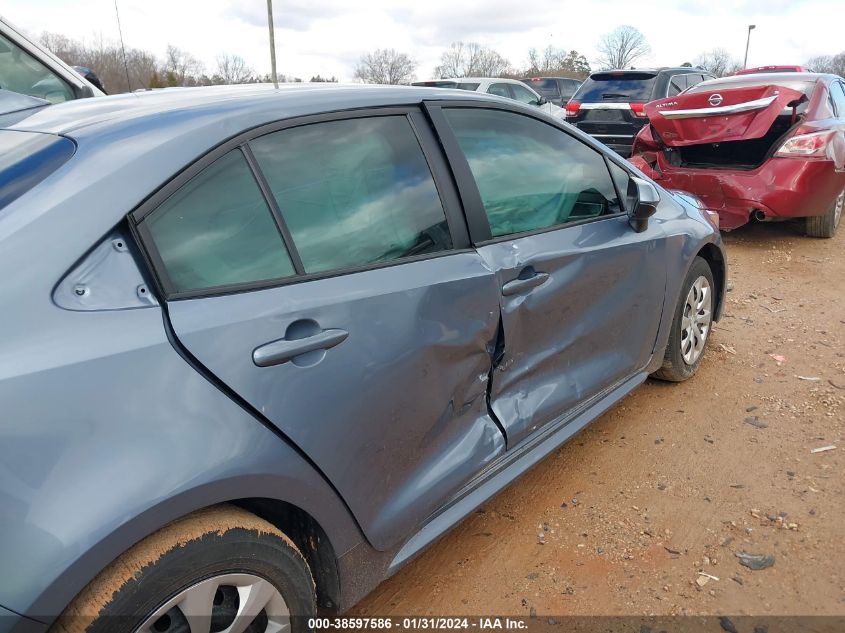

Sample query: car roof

[5,83,499,138]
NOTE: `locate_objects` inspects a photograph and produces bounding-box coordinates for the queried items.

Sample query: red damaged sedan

[630,73,845,237]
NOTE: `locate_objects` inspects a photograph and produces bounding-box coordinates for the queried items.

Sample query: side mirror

[536,96,548,106]
[627,177,659,233]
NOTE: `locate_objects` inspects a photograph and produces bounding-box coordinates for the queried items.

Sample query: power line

[114,0,132,91]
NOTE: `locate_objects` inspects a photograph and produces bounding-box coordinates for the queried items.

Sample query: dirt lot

[354,220,844,618]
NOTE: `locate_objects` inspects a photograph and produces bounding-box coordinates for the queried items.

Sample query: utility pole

[267,0,278,88]
[743,24,756,69]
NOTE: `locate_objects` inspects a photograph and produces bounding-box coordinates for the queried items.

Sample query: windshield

[573,72,658,102]
[0,31,75,103]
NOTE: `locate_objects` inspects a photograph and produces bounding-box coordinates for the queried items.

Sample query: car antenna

[267,0,279,88]
[113,0,131,91]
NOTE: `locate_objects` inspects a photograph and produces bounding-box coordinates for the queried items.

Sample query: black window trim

[130,106,471,301]
[423,99,629,247]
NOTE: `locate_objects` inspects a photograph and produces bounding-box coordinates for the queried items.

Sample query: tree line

[39,32,337,94]
[38,27,845,93]
[354,25,845,85]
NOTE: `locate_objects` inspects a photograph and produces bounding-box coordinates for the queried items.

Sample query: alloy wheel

[136,573,290,633]
[680,275,712,365]
[834,190,844,229]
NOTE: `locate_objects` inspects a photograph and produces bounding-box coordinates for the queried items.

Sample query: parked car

[72,65,107,93]
[0,15,103,102]
[520,76,582,107]
[411,77,566,118]
[0,83,725,633]
[565,67,717,156]
[629,72,845,237]
[735,65,812,75]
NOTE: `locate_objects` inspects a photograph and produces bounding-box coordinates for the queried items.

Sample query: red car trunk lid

[645,85,806,146]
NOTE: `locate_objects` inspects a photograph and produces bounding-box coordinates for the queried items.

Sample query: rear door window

[144,150,296,293]
[510,83,541,105]
[444,108,622,237]
[250,115,452,274]
[487,83,513,98]
[667,74,687,96]
[685,74,704,90]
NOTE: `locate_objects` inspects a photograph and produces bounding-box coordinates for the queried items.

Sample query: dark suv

[520,76,582,107]
[565,67,715,156]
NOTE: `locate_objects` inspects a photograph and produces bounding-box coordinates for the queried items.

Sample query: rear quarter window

[0,130,75,211]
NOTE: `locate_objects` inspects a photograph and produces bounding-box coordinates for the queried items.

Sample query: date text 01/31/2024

[309,617,529,630]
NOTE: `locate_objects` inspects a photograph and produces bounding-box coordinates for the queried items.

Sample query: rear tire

[52,505,316,633]
[805,188,843,238]
[652,257,715,382]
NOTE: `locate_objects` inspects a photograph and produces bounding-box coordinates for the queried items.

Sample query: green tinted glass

[444,109,621,237]
[146,150,295,293]
[250,116,451,274]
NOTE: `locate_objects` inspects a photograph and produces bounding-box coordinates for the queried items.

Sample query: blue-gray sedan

[0,83,725,633]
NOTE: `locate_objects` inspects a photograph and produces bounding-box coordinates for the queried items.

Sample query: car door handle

[501,272,550,296]
[253,329,349,367]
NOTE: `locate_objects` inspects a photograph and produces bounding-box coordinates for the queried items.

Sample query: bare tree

[164,45,204,86]
[806,52,845,76]
[434,41,511,78]
[353,49,417,85]
[215,54,255,84]
[596,26,651,70]
[524,46,590,77]
[694,48,742,78]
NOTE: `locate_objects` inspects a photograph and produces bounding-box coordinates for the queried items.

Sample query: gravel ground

[353,219,844,618]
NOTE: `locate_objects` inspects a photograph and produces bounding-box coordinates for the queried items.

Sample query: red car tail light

[775,130,835,157]
[565,102,581,118]
[629,102,647,118]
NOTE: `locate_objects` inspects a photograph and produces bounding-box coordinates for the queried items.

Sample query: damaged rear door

[434,105,667,447]
[645,85,807,146]
[135,110,506,551]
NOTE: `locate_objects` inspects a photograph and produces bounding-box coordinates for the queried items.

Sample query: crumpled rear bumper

[630,155,845,230]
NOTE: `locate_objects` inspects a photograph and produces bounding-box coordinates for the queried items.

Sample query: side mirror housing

[536,96,548,106]
[627,177,659,233]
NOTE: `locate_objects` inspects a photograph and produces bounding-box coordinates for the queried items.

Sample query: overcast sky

[5,0,843,81]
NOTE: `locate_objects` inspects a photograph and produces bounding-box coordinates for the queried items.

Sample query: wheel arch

[696,241,726,321]
[231,497,341,612]
[24,471,361,626]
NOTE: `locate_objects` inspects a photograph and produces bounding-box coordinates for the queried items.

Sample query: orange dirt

[52,504,303,632]
[354,220,845,617]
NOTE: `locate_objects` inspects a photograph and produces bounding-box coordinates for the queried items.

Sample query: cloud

[225,0,367,31]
